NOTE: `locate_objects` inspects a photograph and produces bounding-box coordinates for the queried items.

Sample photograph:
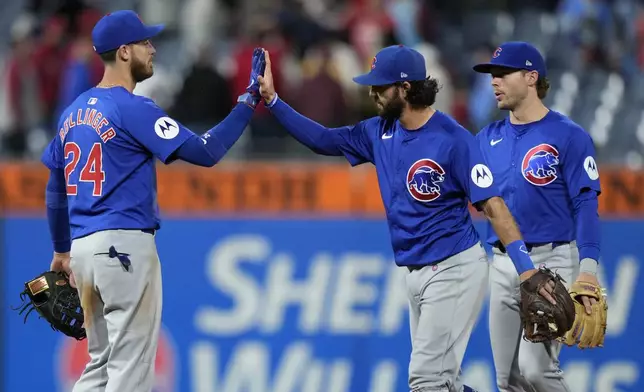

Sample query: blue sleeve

[120,97,195,164]
[561,129,602,198]
[573,189,601,262]
[172,104,254,166]
[45,168,71,253]
[268,96,374,166]
[41,134,64,170]
[453,135,501,208]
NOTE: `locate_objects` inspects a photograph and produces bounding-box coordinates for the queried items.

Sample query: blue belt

[494,241,570,254]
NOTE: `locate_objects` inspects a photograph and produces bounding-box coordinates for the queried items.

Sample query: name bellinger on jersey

[41,87,193,239]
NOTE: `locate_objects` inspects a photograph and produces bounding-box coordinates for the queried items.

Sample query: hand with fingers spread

[257,49,276,105]
[238,47,266,108]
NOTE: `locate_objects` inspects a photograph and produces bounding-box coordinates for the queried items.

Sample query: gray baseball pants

[69,229,162,392]
[489,241,579,392]
[406,242,489,392]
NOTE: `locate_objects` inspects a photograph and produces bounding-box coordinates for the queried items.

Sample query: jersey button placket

[509,136,518,208]
[392,155,403,215]
[396,135,404,198]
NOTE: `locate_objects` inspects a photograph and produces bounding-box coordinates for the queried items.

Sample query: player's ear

[400,82,411,97]
[526,70,538,87]
[117,45,131,62]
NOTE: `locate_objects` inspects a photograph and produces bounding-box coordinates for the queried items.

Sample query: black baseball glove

[519,266,576,343]
[14,270,86,340]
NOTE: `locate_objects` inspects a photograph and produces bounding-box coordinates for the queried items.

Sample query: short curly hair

[398,77,441,109]
[520,70,550,99]
[536,76,550,99]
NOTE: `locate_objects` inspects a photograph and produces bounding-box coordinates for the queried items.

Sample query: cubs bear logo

[407,159,445,202]
[522,144,560,186]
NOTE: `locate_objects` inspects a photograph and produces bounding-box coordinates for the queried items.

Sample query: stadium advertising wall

[1,162,643,215]
[3,217,643,392]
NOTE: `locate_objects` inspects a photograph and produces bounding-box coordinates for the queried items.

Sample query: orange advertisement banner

[0,162,642,216]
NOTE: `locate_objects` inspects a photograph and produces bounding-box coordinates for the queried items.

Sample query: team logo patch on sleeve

[154,117,179,139]
[471,164,494,188]
[407,159,445,202]
[522,144,560,186]
[584,156,599,180]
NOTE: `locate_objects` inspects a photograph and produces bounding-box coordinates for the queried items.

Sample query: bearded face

[128,39,155,83]
[371,84,405,120]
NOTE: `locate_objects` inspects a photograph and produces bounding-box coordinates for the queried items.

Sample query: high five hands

[257,49,276,105]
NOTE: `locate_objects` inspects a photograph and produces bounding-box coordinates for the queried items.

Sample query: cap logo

[526,60,532,66]
[493,47,502,58]
[401,72,408,78]
[371,56,377,69]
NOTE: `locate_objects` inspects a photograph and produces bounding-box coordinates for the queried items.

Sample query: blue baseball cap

[473,41,547,77]
[92,10,164,54]
[353,45,427,86]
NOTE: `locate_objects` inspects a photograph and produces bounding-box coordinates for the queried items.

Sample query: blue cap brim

[473,62,523,74]
[141,24,164,41]
[352,72,392,86]
[473,63,494,73]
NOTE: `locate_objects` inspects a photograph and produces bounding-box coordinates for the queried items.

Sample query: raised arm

[257,49,374,166]
[124,48,267,167]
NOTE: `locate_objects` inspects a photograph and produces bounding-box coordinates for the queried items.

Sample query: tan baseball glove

[559,280,608,349]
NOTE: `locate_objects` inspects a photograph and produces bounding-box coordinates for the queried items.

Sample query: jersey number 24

[64,142,105,196]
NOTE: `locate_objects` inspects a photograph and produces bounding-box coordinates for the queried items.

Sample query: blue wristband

[505,240,535,275]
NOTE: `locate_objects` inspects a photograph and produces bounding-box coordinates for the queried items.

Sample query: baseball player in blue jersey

[473,41,604,392]
[255,45,557,392]
[41,10,265,392]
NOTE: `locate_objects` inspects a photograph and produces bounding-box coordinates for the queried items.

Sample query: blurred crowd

[1,0,644,162]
